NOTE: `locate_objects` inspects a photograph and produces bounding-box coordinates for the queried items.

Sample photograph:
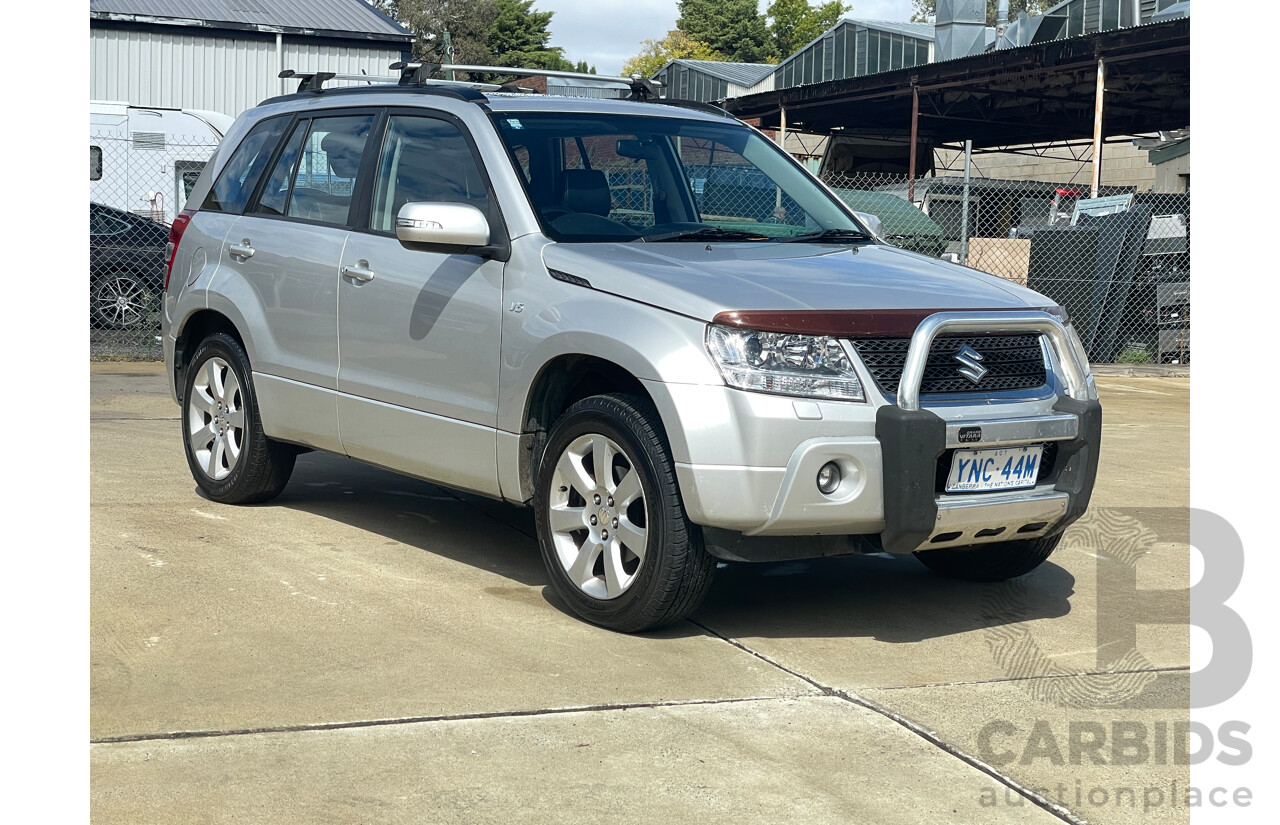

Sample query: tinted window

[90,146,103,181]
[255,120,308,216]
[285,115,375,226]
[90,209,130,236]
[369,116,489,233]
[203,116,288,214]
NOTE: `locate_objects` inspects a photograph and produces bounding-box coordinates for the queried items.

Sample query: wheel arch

[517,354,665,502]
[172,309,246,403]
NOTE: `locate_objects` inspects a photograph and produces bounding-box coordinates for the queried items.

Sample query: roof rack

[278,70,336,93]
[393,62,662,101]
[271,62,734,119]
[647,98,734,118]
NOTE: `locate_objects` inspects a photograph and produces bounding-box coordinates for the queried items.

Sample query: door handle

[228,239,255,260]
[342,261,375,282]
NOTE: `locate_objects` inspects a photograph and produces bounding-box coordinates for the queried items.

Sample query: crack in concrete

[90,695,782,745]
[688,619,1093,825]
[91,416,180,421]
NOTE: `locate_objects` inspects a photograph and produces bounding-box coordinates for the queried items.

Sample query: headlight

[705,325,865,402]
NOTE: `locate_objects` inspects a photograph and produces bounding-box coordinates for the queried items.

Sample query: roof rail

[647,98,735,119]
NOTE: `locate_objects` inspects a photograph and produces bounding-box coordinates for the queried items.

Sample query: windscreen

[491,111,869,244]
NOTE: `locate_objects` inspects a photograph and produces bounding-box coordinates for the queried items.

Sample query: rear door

[336,110,505,495]
[219,109,379,452]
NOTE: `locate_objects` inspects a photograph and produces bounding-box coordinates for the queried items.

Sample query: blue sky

[545,0,917,75]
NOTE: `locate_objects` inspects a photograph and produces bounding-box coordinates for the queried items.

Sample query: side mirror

[395,202,490,248]
[852,210,885,240]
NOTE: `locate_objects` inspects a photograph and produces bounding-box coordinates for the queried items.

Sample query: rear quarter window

[202,116,289,214]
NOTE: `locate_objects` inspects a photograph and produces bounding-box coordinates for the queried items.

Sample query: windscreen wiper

[639,227,770,243]
[777,228,874,244]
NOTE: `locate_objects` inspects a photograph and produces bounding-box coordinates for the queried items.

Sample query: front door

[336,112,504,496]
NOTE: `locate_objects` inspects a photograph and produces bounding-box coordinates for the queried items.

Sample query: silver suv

[163,70,1100,632]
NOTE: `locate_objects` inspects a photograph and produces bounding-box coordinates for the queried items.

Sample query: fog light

[816,462,841,494]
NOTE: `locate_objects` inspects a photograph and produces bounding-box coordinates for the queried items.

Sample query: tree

[372,0,594,74]
[381,0,498,64]
[678,0,771,63]
[910,0,1049,27]
[767,0,849,59]
[486,0,575,70]
[621,30,725,79]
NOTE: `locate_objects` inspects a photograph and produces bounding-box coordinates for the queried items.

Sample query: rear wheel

[913,533,1063,582]
[533,394,715,632]
[182,332,296,504]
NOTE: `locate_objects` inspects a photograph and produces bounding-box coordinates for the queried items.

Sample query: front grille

[852,334,1048,396]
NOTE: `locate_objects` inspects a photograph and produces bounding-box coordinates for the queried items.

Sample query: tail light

[165,209,196,292]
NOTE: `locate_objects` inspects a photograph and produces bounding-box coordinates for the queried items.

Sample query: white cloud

[545,0,916,76]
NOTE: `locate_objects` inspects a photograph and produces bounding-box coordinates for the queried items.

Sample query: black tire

[91,273,155,330]
[533,394,715,632]
[913,533,1063,582]
[181,332,296,504]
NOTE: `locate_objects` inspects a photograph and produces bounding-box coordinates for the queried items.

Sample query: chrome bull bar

[896,311,1092,411]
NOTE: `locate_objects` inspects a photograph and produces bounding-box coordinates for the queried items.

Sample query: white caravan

[90,101,234,225]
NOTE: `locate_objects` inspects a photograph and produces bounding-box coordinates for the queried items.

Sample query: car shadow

[265,451,548,588]
[691,552,1075,643]
[261,451,1075,643]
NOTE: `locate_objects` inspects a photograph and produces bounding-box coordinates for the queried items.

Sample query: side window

[203,116,288,213]
[369,115,490,233]
[285,115,375,226]
[90,146,103,181]
[254,120,309,216]
[511,145,531,183]
[90,209,130,236]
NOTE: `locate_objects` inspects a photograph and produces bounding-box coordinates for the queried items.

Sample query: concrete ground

[91,365,1190,824]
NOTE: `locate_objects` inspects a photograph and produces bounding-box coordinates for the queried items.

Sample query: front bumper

[667,310,1101,561]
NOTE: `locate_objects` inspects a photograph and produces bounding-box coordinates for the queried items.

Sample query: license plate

[946,445,1044,493]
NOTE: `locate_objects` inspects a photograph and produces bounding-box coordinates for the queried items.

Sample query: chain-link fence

[823,171,1190,365]
[89,130,1190,366]
[90,132,219,358]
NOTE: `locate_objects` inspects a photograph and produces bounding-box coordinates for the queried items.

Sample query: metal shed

[773,19,938,90]
[651,60,776,103]
[90,0,414,116]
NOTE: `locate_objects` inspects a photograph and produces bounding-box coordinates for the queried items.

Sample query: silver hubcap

[187,356,245,481]
[94,277,147,327]
[548,434,648,600]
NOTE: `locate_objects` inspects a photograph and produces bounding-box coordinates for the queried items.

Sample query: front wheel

[913,533,1063,582]
[182,332,296,504]
[533,394,715,632]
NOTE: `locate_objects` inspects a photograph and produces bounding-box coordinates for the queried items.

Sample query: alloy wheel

[187,356,245,481]
[547,433,649,599]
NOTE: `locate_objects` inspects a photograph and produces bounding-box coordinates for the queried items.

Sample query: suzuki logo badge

[954,345,988,384]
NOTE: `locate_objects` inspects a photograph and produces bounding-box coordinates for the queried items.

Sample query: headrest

[560,169,612,217]
[321,130,364,179]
